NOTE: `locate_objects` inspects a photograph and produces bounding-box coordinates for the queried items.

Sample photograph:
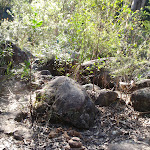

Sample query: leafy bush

[0,0,149,81]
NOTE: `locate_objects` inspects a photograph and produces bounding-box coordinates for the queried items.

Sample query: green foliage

[0,0,149,80]
[0,0,12,7]
[0,39,13,68]
[21,61,30,79]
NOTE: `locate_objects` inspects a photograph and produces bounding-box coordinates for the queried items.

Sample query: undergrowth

[0,0,149,81]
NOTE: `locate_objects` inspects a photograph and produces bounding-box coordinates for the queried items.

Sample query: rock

[64,144,71,150]
[107,141,150,150]
[63,131,71,141]
[34,76,97,129]
[130,87,150,112]
[14,112,28,122]
[81,59,112,88]
[147,71,150,79]
[82,84,101,91]
[0,6,13,21]
[0,41,29,65]
[13,131,24,141]
[32,59,41,70]
[23,48,35,59]
[68,130,82,138]
[119,80,135,92]
[30,81,43,90]
[135,79,150,89]
[0,66,7,76]
[40,70,51,75]
[72,137,81,142]
[32,70,53,89]
[35,55,56,75]
[48,130,58,139]
[37,70,52,79]
[68,137,82,148]
[5,130,24,141]
[87,89,118,106]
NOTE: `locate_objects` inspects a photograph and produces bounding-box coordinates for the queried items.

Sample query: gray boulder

[34,76,97,129]
[82,84,101,91]
[135,79,150,89]
[0,41,30,77]
[1,41,29,64]
[81,59,112,88]
[130,87,150,112]
[87,89,118,106]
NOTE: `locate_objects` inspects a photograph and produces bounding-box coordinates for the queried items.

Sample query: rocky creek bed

[0,77,150,150]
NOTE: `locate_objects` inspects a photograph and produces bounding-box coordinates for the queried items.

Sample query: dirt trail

[0,79,34,149]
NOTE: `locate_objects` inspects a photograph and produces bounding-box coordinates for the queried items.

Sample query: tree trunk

[131,0,147,11]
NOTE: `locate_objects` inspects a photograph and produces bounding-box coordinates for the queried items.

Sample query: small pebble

[68,137,82,148]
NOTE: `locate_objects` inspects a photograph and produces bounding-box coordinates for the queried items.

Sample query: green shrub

[0,0,149,80]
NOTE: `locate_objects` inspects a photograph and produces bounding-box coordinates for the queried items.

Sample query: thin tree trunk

[131,0,147,11]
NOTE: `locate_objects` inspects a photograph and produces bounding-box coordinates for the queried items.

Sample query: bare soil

[0,77,150,150]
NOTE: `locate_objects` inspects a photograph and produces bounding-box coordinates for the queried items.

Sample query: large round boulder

[130,87,150,112]
[34,76,97,129]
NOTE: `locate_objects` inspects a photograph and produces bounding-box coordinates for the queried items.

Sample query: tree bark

[131,0,147,11]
